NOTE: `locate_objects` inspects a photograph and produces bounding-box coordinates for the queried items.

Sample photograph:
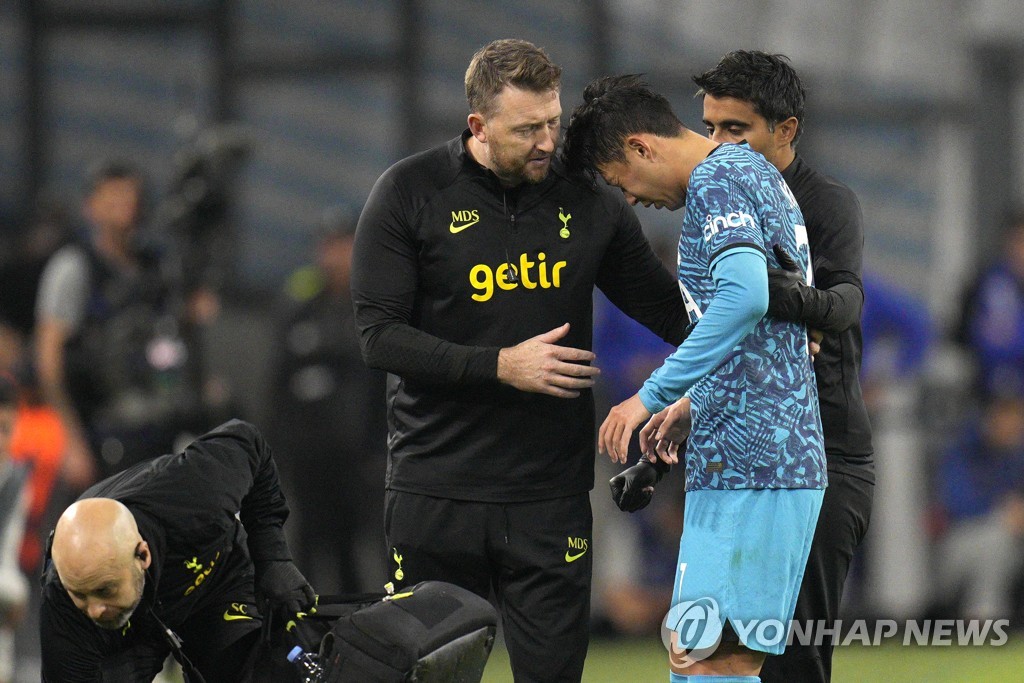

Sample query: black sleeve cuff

[802,281,864,334]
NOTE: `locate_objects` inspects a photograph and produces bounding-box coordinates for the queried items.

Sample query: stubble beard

[490,144,551,187]
[94,565,145,631]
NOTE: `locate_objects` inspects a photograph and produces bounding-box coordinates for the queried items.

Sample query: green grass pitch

[481,636,1024,682]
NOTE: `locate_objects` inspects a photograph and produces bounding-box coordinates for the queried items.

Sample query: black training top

[40,420,292,681]
[352,131,688,502]
[782,155,874,479]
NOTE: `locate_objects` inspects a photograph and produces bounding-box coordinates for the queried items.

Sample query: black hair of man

[561,74,684,177]
[692,50,807,145]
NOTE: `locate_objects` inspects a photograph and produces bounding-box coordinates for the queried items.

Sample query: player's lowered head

[562,74,716,211]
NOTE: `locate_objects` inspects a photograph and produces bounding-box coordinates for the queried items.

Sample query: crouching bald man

[40,420,315,682]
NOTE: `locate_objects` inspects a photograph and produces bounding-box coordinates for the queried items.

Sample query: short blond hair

[465,39,561,116]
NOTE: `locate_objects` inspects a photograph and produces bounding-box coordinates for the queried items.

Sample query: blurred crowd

[0,156,1022,678]
[932,214,1024,621]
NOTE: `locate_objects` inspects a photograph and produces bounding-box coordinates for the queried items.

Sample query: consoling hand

[639,397,692,465]
[808,328,823,359]
[598,393,652,464]
[497,323,600,398]
[767,244,809,321]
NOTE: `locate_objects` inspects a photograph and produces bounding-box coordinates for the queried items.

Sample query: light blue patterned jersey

[676,143,825,491]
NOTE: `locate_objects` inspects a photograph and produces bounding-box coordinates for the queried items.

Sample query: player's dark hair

[465,39,562,116]
[693,50,806,145]
[562,74,684,176]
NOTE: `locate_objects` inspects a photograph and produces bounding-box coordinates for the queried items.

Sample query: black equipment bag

[316,581,498,683]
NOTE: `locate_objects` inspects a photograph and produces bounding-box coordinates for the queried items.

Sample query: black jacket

[352,132,688,502]
[40,420,292,681]
[782,155,874,477]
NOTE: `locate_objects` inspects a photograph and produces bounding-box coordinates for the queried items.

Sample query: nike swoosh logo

[449,219,479,234]
[223,611,253,621]
[565,550,588,563]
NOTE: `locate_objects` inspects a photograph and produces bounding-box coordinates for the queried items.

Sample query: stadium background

[2,1,1023,681]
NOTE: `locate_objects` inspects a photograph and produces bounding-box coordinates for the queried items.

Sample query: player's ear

[626,136,652,160]
[777,116,799,146]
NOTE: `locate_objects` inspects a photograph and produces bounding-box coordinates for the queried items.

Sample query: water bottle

[286,645,323,682]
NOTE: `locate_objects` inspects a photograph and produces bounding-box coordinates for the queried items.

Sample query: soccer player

[562,75,826,682]
[351,40,690,681]
[692,51,874,683]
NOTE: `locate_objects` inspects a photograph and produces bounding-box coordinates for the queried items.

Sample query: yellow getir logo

[450,209,480,234]
[469,252,567,302]
[565,536,588,563]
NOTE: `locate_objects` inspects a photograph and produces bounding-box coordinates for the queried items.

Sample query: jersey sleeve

[595,191,690,346]
[351,170,501,385]
[695,173,767,266]
[638,249,768,412]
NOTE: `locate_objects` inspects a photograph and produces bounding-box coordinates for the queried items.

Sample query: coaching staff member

[40,419,315,682]
[696,51,874,683]
[351,39,688,682]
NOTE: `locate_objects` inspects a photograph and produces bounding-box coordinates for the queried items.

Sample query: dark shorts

[385,490,593,683]
[760,469,874,683]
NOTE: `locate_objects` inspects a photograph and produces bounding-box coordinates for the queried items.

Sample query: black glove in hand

[609,458,668,513]
[255,560,316,616]
[767,244,809,322]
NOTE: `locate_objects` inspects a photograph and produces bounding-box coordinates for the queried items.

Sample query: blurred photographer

[35,160,205,486]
